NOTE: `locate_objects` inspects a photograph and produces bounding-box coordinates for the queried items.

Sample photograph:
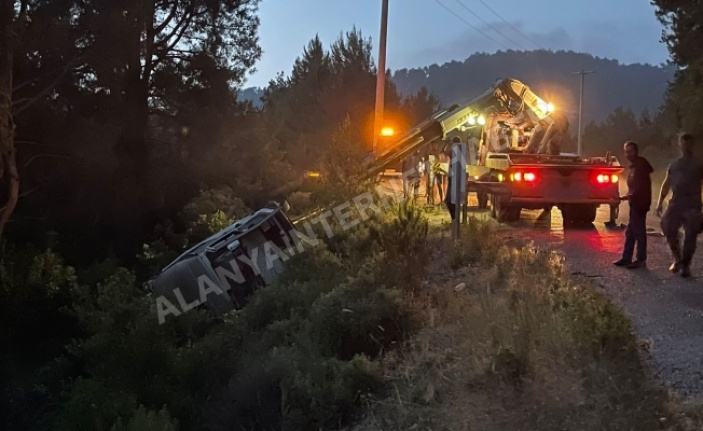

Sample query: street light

[572,70,595,157]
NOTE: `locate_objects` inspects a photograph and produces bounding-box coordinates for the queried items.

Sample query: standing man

[655,133,703,278]
[614,141,654,269]
[434,141,448,205]
[401,151,421,201]
[424,147,436,205]
[466,128,488,209]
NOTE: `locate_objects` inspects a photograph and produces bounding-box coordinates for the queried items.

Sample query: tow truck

[359,77,624,225]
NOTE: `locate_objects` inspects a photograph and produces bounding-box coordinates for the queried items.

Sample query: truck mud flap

[468,180,512,198]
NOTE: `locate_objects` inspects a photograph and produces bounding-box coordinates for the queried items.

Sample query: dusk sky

[244,0,672,88]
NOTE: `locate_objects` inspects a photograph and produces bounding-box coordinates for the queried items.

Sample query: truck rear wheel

[491,195,521,222]
[477,192,489,209]
[561,204,598,225]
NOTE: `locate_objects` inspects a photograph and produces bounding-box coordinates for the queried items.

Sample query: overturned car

[147,202,300,322]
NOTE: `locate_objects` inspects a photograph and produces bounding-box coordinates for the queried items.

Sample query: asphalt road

[379,176,703,402]
[500,202,703,402]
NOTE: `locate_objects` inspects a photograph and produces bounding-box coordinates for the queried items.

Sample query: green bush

[368,200,429,291]
[204,341,382,431]
[490,346,532,388]
[451,216,499,269]
[308,275,410,360]
[275,351,382,431]
[110,405,179,431]
[53,377,139,431]
[286,190,315,217]
[243,246,346,331]
[555,285,637,362]
[63,268,228,431]
[0,245,82,431]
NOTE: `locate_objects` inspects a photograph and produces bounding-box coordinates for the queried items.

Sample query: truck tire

[478,191,489,209]
[491,195,521,222]
[561,204,598,225]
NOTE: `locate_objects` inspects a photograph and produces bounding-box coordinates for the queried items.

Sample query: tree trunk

[0,151,19,239]
[0,0,19,241]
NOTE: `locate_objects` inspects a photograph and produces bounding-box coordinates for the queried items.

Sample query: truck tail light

[510,171,537,182]
[595,173,618,184]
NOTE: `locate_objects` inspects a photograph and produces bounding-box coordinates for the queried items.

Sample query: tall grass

[353,216,703,431]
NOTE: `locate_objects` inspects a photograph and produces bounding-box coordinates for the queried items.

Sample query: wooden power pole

[372,0,389,153]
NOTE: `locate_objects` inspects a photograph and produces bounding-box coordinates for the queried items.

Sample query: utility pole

[372,0,389,153]
[572,70,595,157]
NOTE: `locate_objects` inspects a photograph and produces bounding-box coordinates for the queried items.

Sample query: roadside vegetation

[4,196,703,431]
[350,214,703,430]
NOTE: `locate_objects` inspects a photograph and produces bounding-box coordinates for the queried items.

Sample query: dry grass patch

[352,217,703,431]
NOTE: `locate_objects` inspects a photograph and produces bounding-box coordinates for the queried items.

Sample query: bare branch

[12,62,73,93]
[19,183,44,198]
[22,154,73,170]
[13,140,58,147]
[17,0,28,22]
[12,56,84,116]
[154,4,196,49]
[154,2,179,34]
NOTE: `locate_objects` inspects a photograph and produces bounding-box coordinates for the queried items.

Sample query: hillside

[392,50,674,126]
[240,50,675,127]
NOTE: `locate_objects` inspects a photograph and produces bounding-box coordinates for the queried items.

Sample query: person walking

[614,141,654,269]
[655,133,703,278]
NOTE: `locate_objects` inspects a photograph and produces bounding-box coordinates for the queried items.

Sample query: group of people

[401,141,451,205]
[615,133,703,278]
[401,135,481,221]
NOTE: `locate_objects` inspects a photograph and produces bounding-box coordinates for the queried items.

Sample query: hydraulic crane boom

[358,77,566,181]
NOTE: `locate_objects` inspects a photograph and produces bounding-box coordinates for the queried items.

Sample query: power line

[476,0,545,50]
[432,0,511,51]
[453,0,528,51]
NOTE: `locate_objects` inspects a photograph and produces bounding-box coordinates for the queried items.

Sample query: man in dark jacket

[614,141,654,269]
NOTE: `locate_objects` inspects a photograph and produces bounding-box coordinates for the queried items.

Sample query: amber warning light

[380,126,395,137]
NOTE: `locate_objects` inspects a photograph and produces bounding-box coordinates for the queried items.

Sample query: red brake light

[594,173,618,184]
[510,171,537,182]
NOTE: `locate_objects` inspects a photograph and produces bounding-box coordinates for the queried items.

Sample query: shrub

[64,268,225,431]
[243,247,346,331]
[53,377,139,431]
[308,275,410,360]
[110,405,179,431]
[367,200,429,291]
[286,190,315,217]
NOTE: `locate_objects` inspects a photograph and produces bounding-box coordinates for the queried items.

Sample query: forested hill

[242,50,675,126]
[392,50,675,125]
